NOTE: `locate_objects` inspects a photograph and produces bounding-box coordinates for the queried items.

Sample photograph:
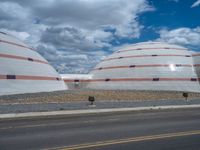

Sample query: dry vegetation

[0,90,200,104]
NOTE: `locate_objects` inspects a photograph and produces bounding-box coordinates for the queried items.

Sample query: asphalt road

[0,108,200,150]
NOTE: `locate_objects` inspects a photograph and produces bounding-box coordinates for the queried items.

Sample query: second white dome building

[88,42,200,92]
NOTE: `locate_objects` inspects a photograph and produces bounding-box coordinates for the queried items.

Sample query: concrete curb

[0,104,200,119]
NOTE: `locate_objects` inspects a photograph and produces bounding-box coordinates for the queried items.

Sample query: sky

[0,0,200,74]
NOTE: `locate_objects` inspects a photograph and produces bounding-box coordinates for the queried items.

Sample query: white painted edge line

[0,104,200,119]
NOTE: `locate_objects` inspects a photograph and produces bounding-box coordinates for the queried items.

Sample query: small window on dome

[176,64,182,67]
[105,79,110,81]
[153,78,159,81]
[191,78,197,81]
[129,65,135,68]
[27,58,34,61]
[7,75,16,79]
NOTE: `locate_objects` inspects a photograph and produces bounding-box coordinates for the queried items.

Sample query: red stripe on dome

[0,39,34,50]
[194,64,200,67]
[64,77,199,83]
[192,54,200,56]
[93,64,193,71]
[115,47,187,53]
[64,79,90,82]
[103,54,191,62]
[0,74,61,81]
[0,53,48,64]
[0,75,7,79]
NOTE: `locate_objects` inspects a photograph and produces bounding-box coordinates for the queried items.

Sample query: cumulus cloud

[191,0,200,8]
[157,27,200,50]
[0,0,154,73]
[36,26,114,73]
[40,27,112,51]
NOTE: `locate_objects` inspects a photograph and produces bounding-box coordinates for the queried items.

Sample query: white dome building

[0,31,67,95]
[88,42,200,92]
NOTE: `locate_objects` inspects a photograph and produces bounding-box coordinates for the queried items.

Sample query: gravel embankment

[0,90,200,104]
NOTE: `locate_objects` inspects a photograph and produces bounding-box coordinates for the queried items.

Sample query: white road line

[0,104,200,119]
